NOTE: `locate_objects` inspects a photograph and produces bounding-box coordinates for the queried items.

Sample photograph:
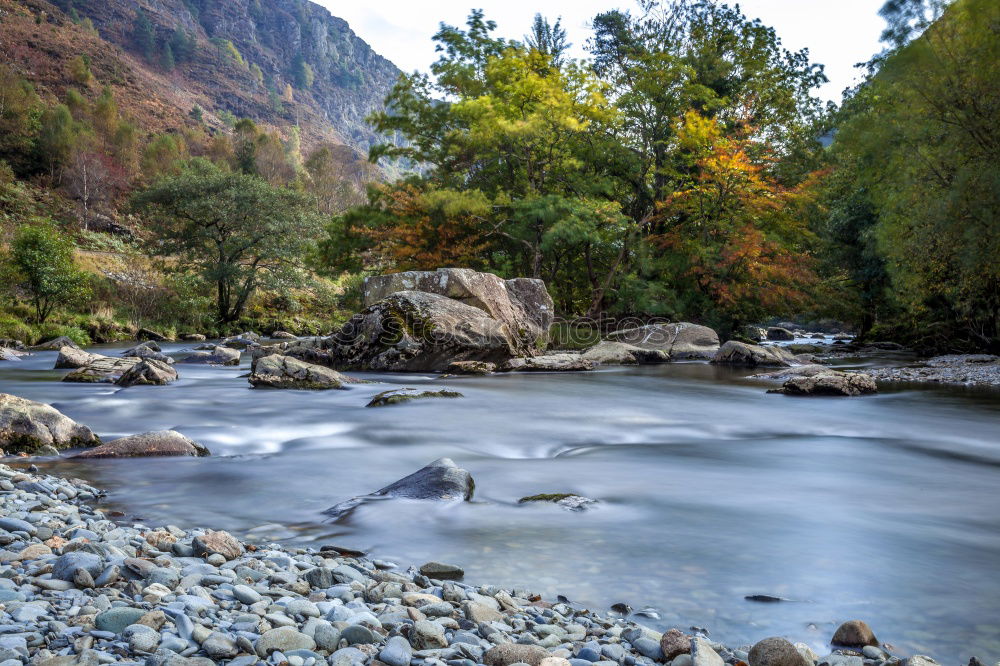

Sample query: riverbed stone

[180,347,241,366]
[607,322,720,359]
[767,327,795,341]
[0,393,100,453]
[52,551,103,581]
[420,561,465,580]
[831,620,879,648]
[581,341,670,366]
[748,637,808,666]
[202,632,239,660]
[116,359,179,387]
[249,354,352,390]
[484,644,551,666]
[31,336,80,351]
[255,627,316,657]
[446,360,497,375]
[95,607,147,634]
[691,637,724,666]
[380,635,413,666]
[772,371,877,397]
[661,629,691,661]
[73,430,208,458]
[505,353,597,372]
[192,530,244,561]
[342,624,376,645]
[62,355,141,383]
[711,341,797,368]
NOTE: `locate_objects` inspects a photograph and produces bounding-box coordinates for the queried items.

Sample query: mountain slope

[2,0,401,155]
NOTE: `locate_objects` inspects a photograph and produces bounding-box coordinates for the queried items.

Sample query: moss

[366,389,463,407]
[518,493,576,504]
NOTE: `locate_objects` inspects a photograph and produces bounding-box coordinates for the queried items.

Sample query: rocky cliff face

[70,0,401,152]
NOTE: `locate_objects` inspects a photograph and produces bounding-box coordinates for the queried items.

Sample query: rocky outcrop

[711,341,798,368]
[180,347,241,366]
[55,346,99,369]
[0,393,100,454]
[0,338,25,350]
[581,341,670,365]
[324,458,474,519]
[249,355,351,389]
[334,291,521,372]
[121,342,174,365]
[116,360,178,387]
[607,323,720,360]
[364,268,553,351]
[504,354,596,372]
[766,327,795,341]
[771,371,877,397]
[366,388,462,407]
[31,336,80,351]
[62,356,141,383]
[72,431,208,458]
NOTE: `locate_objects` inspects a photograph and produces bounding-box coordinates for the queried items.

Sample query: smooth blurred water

[2,342,998,661]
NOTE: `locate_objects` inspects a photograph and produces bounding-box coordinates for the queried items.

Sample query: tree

[64,149,123,227]
[830,0,1000,348]
[134,8,156,63]
[69,56,93,86]
[132,159,323,324]
[4,222,90,323]
[37,104,78,180]
[525,14,571,67]
[293,54,314,89]
[0,65,41,172]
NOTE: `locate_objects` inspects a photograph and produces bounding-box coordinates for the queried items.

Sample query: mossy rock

[366,388,463,407]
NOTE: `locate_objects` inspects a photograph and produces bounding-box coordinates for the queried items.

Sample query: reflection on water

[3,343,1000,660]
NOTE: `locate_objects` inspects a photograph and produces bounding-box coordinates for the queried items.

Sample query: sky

[317,0,886,104]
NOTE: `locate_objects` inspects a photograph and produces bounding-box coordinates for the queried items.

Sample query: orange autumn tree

[647,112,818,334]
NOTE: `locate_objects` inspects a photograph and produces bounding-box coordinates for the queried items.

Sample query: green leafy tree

[4,222,90,323]
[525,14,571,67]
[134,8,156,63]
[131,159,323,324]
[293,54,314,89]
[0,65,42,173]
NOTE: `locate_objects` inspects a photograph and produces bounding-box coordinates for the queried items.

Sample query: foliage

[3,222,91,323]
[829,0,1000,349]
[131,159,323,324]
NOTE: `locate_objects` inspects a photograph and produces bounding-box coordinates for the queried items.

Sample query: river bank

[0,462,957,666]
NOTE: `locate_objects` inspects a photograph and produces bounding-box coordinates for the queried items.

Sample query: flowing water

[2,342,999,661]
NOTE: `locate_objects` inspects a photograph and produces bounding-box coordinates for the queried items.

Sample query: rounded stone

[256,627,316,657]
[232,585,262,605]
[410,620,447,650]
[661,629,691,661]
[379,635,413,666]
[748,638,809,666]
[831,620,879,648]
[484,644,552,666]
[341,624,376,646]
[95,607,147,634]
[52,552,103,582]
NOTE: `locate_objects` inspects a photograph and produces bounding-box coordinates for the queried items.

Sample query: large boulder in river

[504,353,596,372]
[180,346,241,366]
[711,341,798,368]
[121,342,173,364]
[116,359,178,387]
[324,458,474,519]
[249,354,351,389]
[72,430,208,458]
[333,291,521,372]
[55,346,99,369]
[582,341,669,365]
[62,356,141,383]
[771,371,877,397]
[0,393,99,453]
[0,348,26,362]
[364,268,553,350]
[607,322,720,359]
[766,326,795,341]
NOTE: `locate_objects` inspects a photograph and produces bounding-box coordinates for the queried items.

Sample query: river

[1,342,998,661]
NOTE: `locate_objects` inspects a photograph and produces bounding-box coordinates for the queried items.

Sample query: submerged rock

[581,341,669,365]
[711,341,798,368]
[324,458,474,519]
[366,388,463,407]
[180,346,241,366]
[116,359,178,387]
[249,354,352,389]
[179,333,206,341]
[62,356,141,383]
[607,322,720,360]
[505,353,596,372]
[0,393,99,453]
[121,342,174,364]
[72,430,208,458]
[771,371,877,396]
[518,493,598,511]
[271,331,297,340]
